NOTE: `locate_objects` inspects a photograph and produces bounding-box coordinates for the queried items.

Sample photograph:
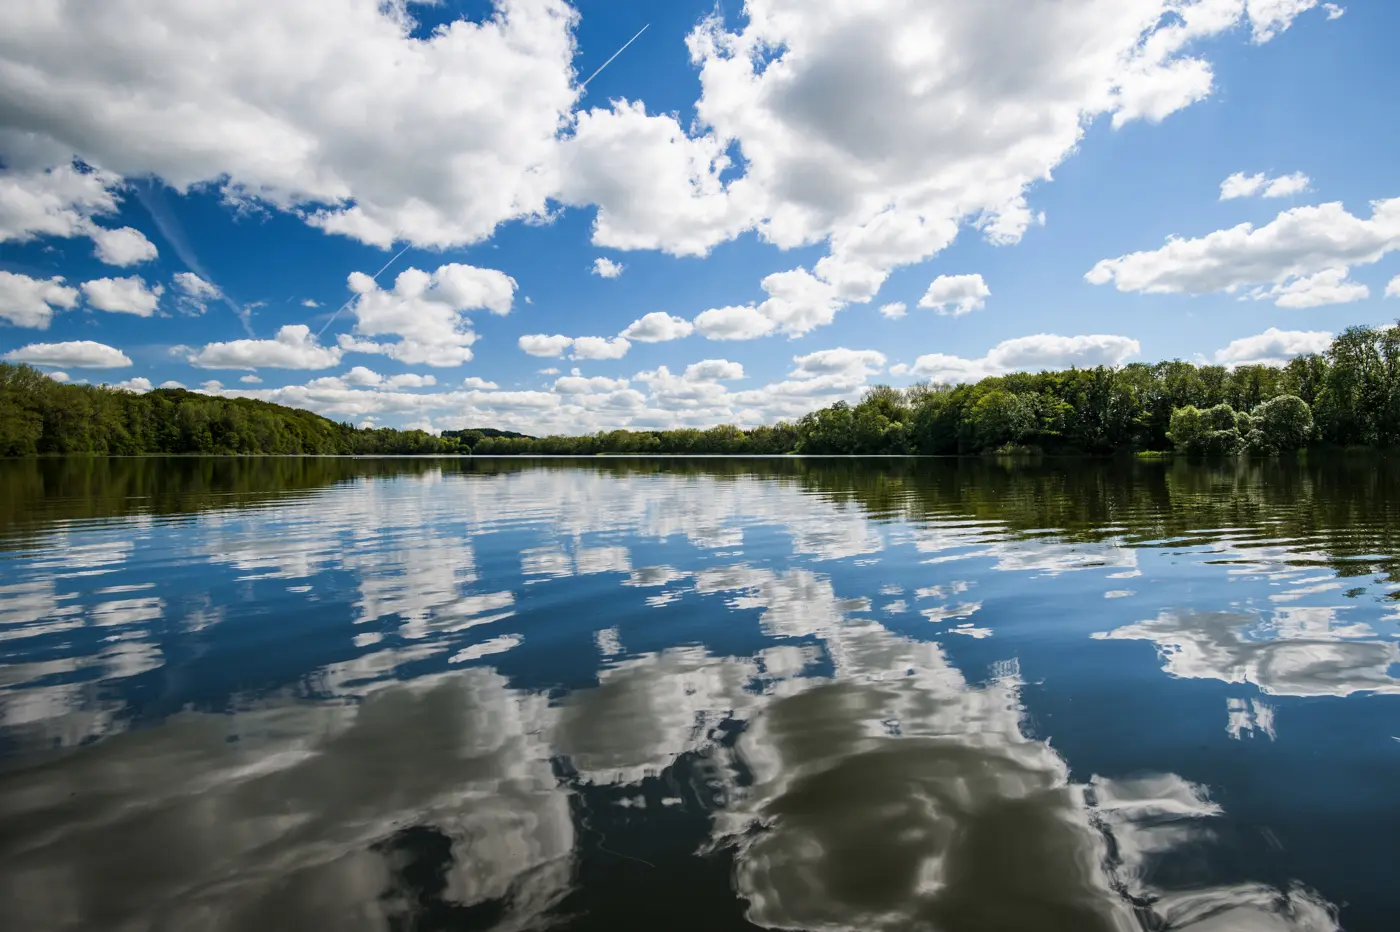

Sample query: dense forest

[0,363,477,456]
[2,323,1397,457]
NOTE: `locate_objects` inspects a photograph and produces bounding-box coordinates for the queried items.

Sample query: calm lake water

[2,456,1399,931]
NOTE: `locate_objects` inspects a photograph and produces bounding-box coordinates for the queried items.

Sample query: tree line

[468,323,1400,456]
[2,323,1397,457]
[0,364,466,456]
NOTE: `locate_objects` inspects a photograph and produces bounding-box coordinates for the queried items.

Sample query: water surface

[2,456,1399,931]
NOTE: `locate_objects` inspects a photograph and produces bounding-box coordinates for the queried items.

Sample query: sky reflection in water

[1,456,1398,931]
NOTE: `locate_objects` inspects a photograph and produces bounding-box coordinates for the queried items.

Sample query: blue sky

[2,0,1398,433]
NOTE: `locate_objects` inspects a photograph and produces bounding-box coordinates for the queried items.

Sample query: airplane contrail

[314,242,412,339]
[133,181,255,336]
[579,23,649,92]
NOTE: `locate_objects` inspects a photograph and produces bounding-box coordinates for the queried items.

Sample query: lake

[1,456,1398,931]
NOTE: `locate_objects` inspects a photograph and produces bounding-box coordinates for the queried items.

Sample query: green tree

[1247,395,1313,454]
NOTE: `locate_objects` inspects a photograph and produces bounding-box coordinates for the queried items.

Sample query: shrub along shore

[2,323,1397,457]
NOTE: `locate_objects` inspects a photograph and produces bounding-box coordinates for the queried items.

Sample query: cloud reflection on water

[2,458,1390,929]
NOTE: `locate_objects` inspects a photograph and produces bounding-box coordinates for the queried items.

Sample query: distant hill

[441,428,534,441]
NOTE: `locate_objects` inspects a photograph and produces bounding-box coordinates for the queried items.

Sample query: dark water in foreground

[2,456,1399,931]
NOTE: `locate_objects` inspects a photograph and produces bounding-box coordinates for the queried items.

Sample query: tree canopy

[3,322,1398,457]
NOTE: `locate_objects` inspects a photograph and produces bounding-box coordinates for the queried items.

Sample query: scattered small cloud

[81,276,163,316]
[91,226,158,266]
[0,271,80,329]
[1213,327,1333,367]
[879,302,907,319]
[592,257,624,278]
[1323,3,1345,20]
[240,374,263,384]
[518,334,573,358]
[693,305,776,341]
[622,311,693,342]
[462,376,499,389]
[173,272,225,315]
[3,340,133,368]
[917,274,990,317]
[571,336,631,360]
[684,359,745,381]
[188,324,342,370]
[909,333,1139,383]
[1086,199,1400,306]
[1219,171,1311,200]
[301,298,320,308]
[1253,268,1368,309]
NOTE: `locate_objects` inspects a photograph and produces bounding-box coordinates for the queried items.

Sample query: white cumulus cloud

[558,100,755,257]
[791,348,887,379]
[554,375,629,394]
[1323,3,1345,19]
[879,302,907,319]
[1219,171,1311,200]
[108,376,154,393]
[1387,275,1400,299]
[1213,327,1333,367]
[172,272,224,315]
[1,0,581,250]
[570,336,630,360]
[692,268,844,341]
[385,373,437,390]
[591,257,624,278]
[90,226,158,266]
[461,376,499,389]
[4,340,133,368]
[518,334,574,357]
[693,306,775,342]
[621,312,694,343]
[188,324,343,370]
[0,271,80,329]
[559,0,1317,338]
[336,264,513,367]
[80,276,163,316]
[917,274,991,317]
[1247,0,1323,42]
[1256,268,1369,308]
[908,334,1140,383]
[1086,198,1400,306]
[341,366,384,388]
[0,163,122,244]
[684,359,745,381]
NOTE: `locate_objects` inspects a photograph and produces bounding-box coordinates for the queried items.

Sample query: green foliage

[1247,394,1313,454]
[1167,405,1206,453]
[2,322,1397,458]
[1169,395,1313,457]
[0,365,468,456]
